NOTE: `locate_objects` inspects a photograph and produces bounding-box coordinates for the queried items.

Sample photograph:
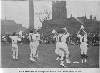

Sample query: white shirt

[29,33,40,42]
[35,32,40,41]
[29,33,35,42]
[77,34,87,44]
[55,34,63,42]
[61,33,69,43]
[10,36,21,44]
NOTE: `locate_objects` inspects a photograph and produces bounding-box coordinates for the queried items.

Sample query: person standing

[28,30,40,62]
[77,25,88,63]
[9,32,21,60]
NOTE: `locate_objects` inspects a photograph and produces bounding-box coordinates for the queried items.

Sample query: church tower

[52,1,67,19]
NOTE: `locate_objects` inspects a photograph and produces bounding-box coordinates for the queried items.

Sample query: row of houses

[1,19,26,35]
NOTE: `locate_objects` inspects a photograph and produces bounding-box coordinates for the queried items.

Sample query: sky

[1,0,100,28]
[34,1,52,29]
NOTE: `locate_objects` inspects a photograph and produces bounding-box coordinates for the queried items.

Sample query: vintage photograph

[1,0,100,68]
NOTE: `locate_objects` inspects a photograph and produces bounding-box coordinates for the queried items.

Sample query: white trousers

[55,42,69,60]
[12,43,18,59]
[30,41,39,58]
[80,43,88,54]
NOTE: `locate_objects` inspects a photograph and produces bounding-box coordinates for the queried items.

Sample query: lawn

[1,43,99,68]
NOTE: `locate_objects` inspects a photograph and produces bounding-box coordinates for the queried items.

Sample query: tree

[39,9,51,23]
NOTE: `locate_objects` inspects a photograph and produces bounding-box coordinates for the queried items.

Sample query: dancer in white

[52,29,63,61]
[28,30,40,62]
[58,28,70,66]
[52,28,70,67]
[77,25,88,63]
[18,30,23,44]
[34,30,40,58]
[9,32,21,60]
[61,28,71,64]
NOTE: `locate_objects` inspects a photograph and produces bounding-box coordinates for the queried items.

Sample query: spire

[90,14,93,20]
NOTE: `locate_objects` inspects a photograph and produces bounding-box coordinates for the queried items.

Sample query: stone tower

[52,1,67,19]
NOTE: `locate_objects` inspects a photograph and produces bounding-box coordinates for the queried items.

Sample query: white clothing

[55,33,70,62]
[77,34,88,54]
[29,32,40,61]
[61,33,69,43]
[10,36,21,59]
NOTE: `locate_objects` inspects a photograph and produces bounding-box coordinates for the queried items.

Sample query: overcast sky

[1,0,100,28]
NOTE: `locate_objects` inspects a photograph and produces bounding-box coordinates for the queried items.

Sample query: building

[1,19,22,34]
[52,1,67,19]
[40,1,68,36]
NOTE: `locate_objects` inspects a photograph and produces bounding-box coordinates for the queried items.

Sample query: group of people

[8,25,88,67]
[9,30,40,62]
[52,25,88,67]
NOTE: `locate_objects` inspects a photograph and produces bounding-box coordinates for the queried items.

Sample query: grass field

[1,43,99,68]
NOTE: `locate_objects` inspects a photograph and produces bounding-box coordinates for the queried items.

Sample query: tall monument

[29,0,34,29]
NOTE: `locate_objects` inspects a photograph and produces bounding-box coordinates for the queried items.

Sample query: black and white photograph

[0,0,100,69]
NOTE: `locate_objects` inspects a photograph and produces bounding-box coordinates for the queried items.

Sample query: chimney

[70,14,72,18]
[94,16,96,21]
[29,0,34,29]
[90,15,93,20]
